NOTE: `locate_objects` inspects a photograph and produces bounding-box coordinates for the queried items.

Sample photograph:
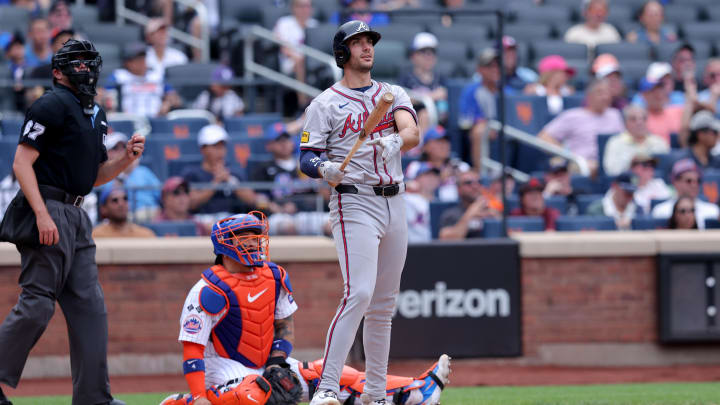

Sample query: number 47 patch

[23,120,46,141]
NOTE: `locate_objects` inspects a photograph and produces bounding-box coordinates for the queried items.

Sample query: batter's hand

[367,134,403,163]
[127,134,145,159]
[36,210,59,245]
[319,161,345,183]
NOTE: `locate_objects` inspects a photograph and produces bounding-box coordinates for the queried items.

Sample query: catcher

[161,212,451,405]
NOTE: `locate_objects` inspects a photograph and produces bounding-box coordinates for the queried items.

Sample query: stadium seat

[595,42,652,62]
[372,40,405,81]
[681,23,720,43]
[555,215,617,231]
[390,12,439,28]
[108,119,135,135]
[706,6,720,22]
[531,41,588,64]
[94,43,122,67]
[429,25,490,48]
[662,5,699,25]
[654,41,711,62]
[631,215,668,230]
[545,195,568,214]
[482,216,545,238]
[605,5,633,27]
[511,5,572,25]
[620,60,651,85]
[224,114,283,137]
[576,194,603,215]
[165,63,222,101]
[261,5,287,29]
[229,136,270,154]
[0,6,30,34]
[83,23,143,46]
[376,25,422,48]
[149,117,212,138]
[312,0,340,22]
[145,221,199,237]
[0,138,17,179]
[596,133,617,178]
[71,4,99,22]
[504,24,553,42]
[306,24,338,54]
[429,201,455,239]
[701,169,720,204]
[0,115,24,137]
[436,42,469,65]
[167,155,202,177]
[705,219,720,229]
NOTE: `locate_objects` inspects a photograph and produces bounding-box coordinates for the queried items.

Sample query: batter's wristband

[271,339,293,357]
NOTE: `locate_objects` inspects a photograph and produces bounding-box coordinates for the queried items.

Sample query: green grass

[9,382,720,405]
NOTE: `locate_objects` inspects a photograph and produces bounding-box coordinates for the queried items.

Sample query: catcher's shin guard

[159,375,272,405]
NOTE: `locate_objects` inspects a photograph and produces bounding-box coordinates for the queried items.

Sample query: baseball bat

[329,92,394,187]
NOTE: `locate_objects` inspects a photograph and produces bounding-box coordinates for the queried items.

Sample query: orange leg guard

[160,375,272,405]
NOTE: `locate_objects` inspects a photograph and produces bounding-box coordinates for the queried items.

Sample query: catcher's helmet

[52,39,102,97]
[332,20,381,68]
[211,211,269,267]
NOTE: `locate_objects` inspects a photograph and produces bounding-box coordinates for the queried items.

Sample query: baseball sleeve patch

[301,131,310,143]
[182,314,203,335]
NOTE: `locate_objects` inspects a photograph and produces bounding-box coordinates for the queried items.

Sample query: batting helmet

[52,38,103,97]
[332,20,381,68]
[211,211,269,267]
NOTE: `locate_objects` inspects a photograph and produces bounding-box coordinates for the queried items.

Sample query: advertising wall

[390,239,522,358]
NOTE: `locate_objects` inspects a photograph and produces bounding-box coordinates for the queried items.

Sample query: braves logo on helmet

[211,211,269,267]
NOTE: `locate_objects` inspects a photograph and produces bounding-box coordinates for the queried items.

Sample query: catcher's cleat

[309,388,341,405]
[360,393,390,405]
[415,354,451,405]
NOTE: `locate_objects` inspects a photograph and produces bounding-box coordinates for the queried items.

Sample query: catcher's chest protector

[201,265,279,367]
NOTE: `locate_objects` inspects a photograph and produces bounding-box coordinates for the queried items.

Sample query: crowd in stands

[2,0,720,240]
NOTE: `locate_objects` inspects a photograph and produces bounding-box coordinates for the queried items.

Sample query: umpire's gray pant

[0,199,112,405]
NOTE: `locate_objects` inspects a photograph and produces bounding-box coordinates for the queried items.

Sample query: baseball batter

[160,211,451,405]
[299,20,420,405]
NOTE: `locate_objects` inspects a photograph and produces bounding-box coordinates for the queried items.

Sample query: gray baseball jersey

[301,80,416,401]
[301,80,416,185]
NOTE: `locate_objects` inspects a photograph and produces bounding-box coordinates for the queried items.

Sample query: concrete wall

[1,231,720,378]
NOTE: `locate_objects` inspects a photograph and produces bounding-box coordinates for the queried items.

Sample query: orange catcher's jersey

[178,263,297,366]
[300,80,416,186]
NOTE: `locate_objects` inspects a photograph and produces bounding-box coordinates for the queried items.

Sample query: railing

[115,0,210,62]
[243,25,341,98]
[488,120,591,177]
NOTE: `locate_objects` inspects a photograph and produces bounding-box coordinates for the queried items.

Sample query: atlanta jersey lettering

[301,80,416,185]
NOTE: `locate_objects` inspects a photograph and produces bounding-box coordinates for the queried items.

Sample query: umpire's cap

[333,20,381,68]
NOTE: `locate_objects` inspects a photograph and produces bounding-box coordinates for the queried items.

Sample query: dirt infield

[6,361,720,397]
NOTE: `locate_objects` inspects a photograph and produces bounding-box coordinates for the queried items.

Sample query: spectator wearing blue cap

[587,172,642,230]
[405,126,470,201]
[92,183,156,238]
[652,159,719,229]
[404,163,441,243]
[250,123,317,213]
[191,65,245,122]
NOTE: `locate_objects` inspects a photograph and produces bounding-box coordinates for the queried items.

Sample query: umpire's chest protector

[200,264,286,368]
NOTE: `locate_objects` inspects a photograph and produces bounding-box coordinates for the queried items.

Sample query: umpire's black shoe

[0,386,12,405]
[102,399,125,405]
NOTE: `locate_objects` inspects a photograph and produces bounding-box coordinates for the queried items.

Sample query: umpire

[0,39,143,405]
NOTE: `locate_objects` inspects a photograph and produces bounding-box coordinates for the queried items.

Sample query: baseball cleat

[416,354,452,405]
[309,389,341,405]
[158,393,191,405]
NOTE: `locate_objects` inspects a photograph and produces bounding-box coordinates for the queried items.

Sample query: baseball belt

[335,183,405,197]
[37,185,85,207]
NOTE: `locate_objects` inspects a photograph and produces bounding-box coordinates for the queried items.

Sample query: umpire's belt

[335,183,405,197]
[38,185,84,207]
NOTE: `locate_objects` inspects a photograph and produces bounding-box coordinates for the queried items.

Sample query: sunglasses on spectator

[681,177,699,184]
[632,161,653,168]
[110,195,128,203]
[708,72,720,80]
[678,207,695,214]
[172,187,189,196]
[460,179,481,186]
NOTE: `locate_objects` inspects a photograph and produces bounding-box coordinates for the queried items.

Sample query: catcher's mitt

[263,365,303,405]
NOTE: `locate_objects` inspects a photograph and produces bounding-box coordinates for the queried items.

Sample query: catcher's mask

[211,211,269,267]
[52,39,102,114]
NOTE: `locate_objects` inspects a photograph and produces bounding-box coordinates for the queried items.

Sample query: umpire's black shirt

[19,84,108,196]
